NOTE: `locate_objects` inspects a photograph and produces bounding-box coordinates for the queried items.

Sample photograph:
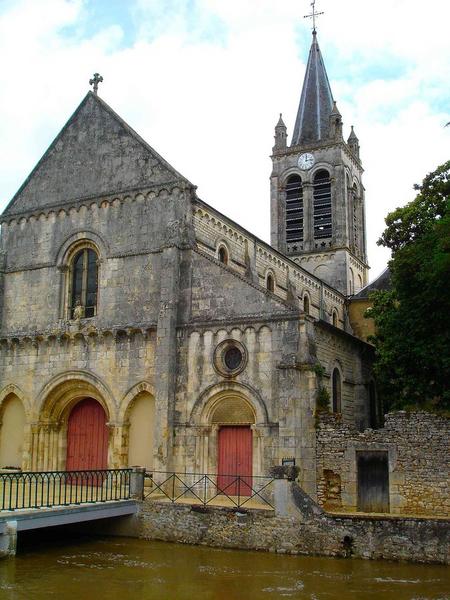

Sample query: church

[0,29,377,500]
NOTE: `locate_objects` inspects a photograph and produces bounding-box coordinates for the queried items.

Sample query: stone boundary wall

[316,411,450,516]
[137,488,449,565]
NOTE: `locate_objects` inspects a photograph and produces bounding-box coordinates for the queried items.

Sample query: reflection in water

[0,536,449,600]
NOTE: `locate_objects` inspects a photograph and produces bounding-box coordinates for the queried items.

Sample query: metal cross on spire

[304,0,324,34]
[89,73,103,95]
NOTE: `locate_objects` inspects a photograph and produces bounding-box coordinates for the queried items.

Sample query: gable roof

[291,32,334,146]
[3,92,192,216]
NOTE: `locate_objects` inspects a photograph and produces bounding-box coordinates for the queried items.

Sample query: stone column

[106,422,122,468]
[153,245,181,472]
[30,423,40,470]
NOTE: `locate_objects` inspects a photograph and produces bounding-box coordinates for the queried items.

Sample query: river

[0,536,448,599]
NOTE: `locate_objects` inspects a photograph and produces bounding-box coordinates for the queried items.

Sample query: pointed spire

[291,32,334,146]
[273,113,287,152]
[347,125,360,158]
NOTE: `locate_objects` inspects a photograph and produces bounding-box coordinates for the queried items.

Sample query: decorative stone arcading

[0,181,192,227]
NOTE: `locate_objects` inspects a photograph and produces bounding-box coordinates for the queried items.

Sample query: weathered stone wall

[193,201,347,328]
[315,324,373,429]
[316,411,450,516]
[0,187,191,334]
[137,493,449,564]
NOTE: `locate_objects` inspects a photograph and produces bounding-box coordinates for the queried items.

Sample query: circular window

[224,346,243,371]
[213,339,247,377]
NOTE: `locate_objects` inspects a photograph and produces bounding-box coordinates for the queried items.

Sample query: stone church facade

[0,33,376,500]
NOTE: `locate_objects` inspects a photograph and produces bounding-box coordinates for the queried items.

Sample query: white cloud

[1,0,449,280]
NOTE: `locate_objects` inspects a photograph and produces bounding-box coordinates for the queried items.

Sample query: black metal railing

[144,471,274,509]
[0,469,131,511]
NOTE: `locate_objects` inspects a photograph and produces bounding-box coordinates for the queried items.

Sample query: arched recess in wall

[349,268,355,295]
[0,394,26,469]
[314,264,330,281]
[127,391,155,471]
[356,273,363,293]
[190,381,268,427]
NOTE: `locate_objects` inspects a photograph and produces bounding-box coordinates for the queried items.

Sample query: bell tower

[270,30,369,296]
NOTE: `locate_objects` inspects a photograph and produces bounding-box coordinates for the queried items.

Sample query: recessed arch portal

[190,384,267,484]
[35,371,115,471]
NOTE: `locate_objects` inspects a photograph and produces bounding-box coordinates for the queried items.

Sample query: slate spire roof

[291,31,334,146]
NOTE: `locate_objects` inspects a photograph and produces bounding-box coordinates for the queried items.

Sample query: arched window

[332,368,342,413]
[266,273,275,292]
[218,246,228,265]
[332,310,338,327]
[70,248,98,319]
[313,169,332,240]
[303,294,310,314]
[285,175,303,248]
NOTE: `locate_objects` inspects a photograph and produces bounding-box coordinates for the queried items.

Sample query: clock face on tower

[298,153,315,170]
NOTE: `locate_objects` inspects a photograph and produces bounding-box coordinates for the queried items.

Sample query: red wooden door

[217,426,252,496]
[66,398,108,471]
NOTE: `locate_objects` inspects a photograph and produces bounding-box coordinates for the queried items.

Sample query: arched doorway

[66,398,108,471]
[128,392,155,471]
[211,397,255,495]
[0,394,26,469]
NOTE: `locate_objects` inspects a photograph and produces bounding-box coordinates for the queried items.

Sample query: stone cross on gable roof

[304,0,324,33]
[89,73,103,95]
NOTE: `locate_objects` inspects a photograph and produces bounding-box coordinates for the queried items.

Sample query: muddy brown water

[0,535,448,600]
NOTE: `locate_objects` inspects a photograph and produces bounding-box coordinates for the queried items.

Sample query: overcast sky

[1,0,449,279]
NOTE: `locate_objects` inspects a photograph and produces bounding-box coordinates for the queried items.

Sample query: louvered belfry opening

[313,169,332,240]
[285,174,303,248]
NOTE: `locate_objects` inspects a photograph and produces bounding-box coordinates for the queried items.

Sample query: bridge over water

[0,468,276,557]
[0,469,139,556]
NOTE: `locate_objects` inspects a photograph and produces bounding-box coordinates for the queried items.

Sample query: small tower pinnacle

[348,125,360,158]
[329,101,343,140]
[273,113,287,151]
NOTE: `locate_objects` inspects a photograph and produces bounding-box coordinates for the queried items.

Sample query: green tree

[369,160,450,413]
